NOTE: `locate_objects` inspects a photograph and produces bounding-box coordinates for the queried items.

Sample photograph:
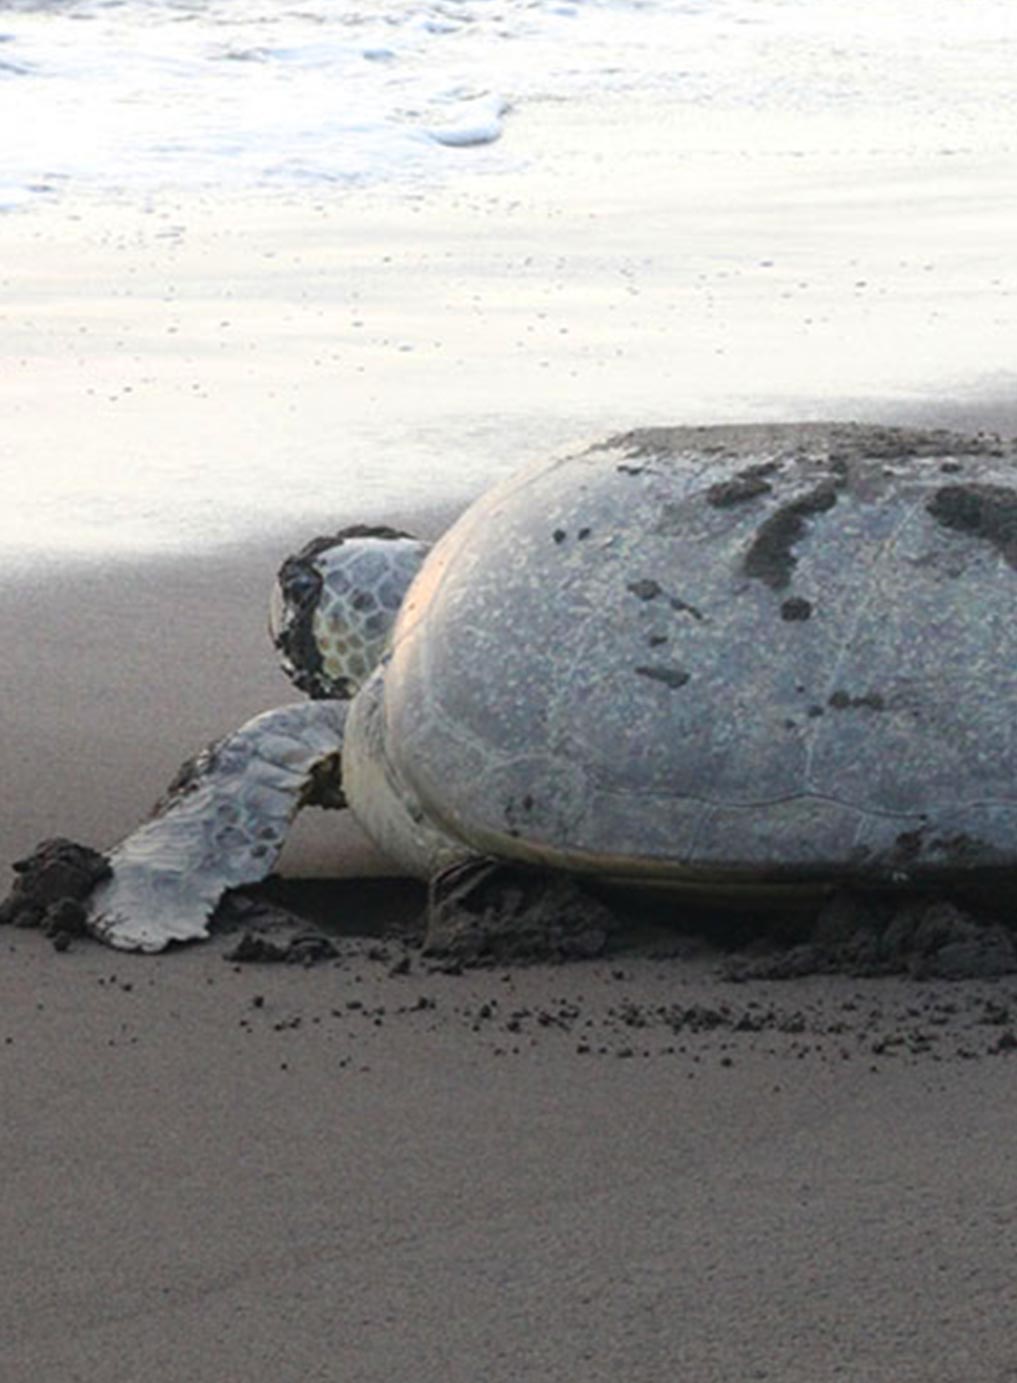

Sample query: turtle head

[270,526,431,700]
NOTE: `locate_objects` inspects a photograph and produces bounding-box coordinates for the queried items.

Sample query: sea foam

[1,0,1014,207]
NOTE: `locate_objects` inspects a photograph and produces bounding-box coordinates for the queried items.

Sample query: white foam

[0,0,1013,205]
[427,94,509,147]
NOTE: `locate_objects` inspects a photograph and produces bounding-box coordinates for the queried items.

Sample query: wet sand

[5,97,1017,1382]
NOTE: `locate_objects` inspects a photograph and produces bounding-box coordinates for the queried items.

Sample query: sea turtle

[18,422,1017,952]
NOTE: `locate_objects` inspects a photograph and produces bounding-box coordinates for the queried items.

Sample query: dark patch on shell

[742,482,839,589]
[834,425,1006,461]
[780,596,813,621]
[605,421,1006,470]
[828,689,885,711]
[670,596,704,620]
[635,664,690,689]
[926,483,1017,571]
[706,462,777,508]
[627,578,662,601]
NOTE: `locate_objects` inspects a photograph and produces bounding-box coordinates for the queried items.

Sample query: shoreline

[5,95,1017,565]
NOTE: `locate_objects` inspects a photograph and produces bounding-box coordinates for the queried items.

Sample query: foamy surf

[427,95,510,149]
[1,0,1015,209]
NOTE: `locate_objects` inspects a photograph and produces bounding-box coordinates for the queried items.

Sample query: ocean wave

[0,0,1015,207]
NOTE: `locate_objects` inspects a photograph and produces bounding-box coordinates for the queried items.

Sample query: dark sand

[4,925,1017,1382]
[4,530,1017,1382]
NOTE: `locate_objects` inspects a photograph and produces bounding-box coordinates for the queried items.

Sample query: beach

[5,7,1017,1375]
[3,933,1017,1382]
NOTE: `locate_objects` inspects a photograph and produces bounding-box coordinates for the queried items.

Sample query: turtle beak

[268,577,286,649]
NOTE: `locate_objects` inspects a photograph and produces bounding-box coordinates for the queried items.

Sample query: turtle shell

[380,423,1017,889]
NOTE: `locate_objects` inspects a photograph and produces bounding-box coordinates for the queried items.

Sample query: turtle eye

[278,559,323,611]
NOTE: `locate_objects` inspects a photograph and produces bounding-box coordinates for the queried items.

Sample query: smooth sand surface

[5,97,1017,563]
[3,927,1017,1382]
[5,95,1017,1382]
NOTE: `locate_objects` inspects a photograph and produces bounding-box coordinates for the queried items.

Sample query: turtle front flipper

[88,701,347,953]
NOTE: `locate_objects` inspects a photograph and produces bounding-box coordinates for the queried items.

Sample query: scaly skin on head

[271,526,431,699]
